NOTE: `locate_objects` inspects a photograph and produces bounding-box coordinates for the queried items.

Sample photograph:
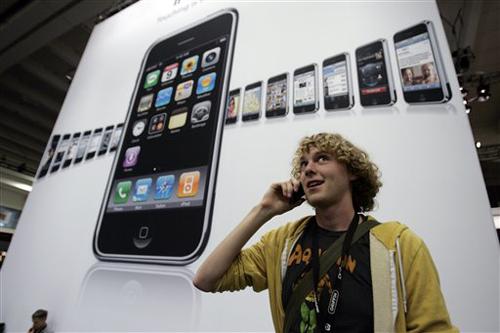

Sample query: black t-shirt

[282,222,373,333]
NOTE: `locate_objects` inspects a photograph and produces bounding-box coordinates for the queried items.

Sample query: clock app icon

[132,119,147,137]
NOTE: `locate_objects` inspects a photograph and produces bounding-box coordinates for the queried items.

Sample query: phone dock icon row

[113,171,200,205]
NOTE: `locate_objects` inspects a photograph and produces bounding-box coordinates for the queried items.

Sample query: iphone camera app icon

[201,47,220,68]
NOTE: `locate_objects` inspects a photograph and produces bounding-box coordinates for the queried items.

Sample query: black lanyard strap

[311,213,359,332]
[283,217,380,333]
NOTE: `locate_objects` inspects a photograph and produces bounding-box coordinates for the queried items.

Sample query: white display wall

[1,0,499,332]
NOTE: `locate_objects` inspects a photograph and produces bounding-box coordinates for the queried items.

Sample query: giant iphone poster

[1,1,498,332]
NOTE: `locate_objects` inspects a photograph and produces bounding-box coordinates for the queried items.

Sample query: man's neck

[34,324,47,333]
[314,195,356,231]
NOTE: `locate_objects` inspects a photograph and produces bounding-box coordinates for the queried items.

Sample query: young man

[194,133,457,332]
[27,309,51,333]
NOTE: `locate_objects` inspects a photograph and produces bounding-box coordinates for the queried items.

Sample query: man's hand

[193,179,305,292]
[260,179,305,217]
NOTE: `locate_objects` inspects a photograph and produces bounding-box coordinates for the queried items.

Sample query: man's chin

[305,195,331,209]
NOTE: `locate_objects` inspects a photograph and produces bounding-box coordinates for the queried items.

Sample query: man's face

[403,69,413,82]
[423,64,433,77]
[298,147,354,209]
[32,317,46,330]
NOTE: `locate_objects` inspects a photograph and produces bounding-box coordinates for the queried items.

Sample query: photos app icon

[181,55,199,75]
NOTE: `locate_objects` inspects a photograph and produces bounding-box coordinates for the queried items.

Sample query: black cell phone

[242,81,262,121]
[37,135,61,178]
[266,73,288,118]
[98,125,115,156]
[94,9,238,265]
[50,134,71,173]
[74,130,91,164]
[63,132,81,168]
[323,53,354,110]
[356,39,397,107]
[293,64,319,114]
[109,124,124,152]
[85,128,103,160]
[394,21,451,104]
[225,89,240,124]
[289,184,305,204]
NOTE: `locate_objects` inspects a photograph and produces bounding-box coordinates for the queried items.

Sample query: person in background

[27,309,51,333]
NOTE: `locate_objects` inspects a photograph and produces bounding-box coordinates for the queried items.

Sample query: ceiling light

[477,81,490,102]
[465,105,471,114]
[460,86,468,97]
[1,179,32,192]
[476,141,482,148]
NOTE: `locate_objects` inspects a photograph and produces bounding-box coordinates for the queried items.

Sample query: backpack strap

[283,219,380,333]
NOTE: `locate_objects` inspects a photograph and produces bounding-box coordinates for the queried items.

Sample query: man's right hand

[193,178,305,292]
[260,179,305,217]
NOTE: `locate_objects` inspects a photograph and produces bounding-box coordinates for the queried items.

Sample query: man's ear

[349,172,358,181]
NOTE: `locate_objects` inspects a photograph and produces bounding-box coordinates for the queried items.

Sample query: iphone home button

[133,226,152,249]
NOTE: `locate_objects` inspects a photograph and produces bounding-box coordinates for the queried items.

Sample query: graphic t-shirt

[282,223,373,333]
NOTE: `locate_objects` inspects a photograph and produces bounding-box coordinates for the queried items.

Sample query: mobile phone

[37,135,61,178]
[94,9,238,265]
[50,134,71,173]
[74,130,91,164]
[109,124,124,152]
[289,184,305,204]
[293,64,319,114]
[63,132,81,168]
[266,73,288,118]
[98,125,115,156]
[394,21,451,103]
[356,39,397,106]
[85,128,103,160]
[242,81,262,121]
[225,89,240,124]
[323,53,354,110]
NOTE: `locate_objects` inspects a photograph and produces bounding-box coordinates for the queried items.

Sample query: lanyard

[311,213,359,332]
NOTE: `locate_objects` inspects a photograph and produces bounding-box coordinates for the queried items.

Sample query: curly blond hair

[291,133,382,212]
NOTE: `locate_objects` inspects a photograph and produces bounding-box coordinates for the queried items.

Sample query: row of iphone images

[225,20,451,124]
[37,124,124,179]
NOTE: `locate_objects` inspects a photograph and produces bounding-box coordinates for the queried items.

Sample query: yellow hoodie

[214,216,458,333]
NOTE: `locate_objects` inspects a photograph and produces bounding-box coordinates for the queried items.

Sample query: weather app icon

[196,72,216,95]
